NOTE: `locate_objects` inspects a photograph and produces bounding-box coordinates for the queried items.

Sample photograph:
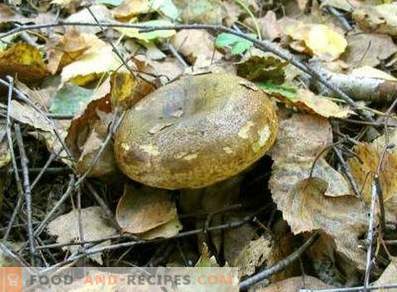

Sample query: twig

[364,179,378,291]
[34,175,75,236]
[0,22,374,121]
[301,283,397,292]
[333,146,360,197]
[239,232,320,290]
[324,6,353,31]
[30,152,60,190]
[14,123,36,265]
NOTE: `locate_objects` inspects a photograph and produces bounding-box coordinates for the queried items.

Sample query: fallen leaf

[112,0,151,21]
[60,36,121,85]
[116,184,179,235]
[65,5,111,34]
[245,11,282,41]
[0,125,10,169]
[353,4,397,36]
[342,32,397,68]
[46,28,91,74]
[0,43,49,83]
[270,113,368,268]
[259,83,352,118]
[171,29,222,67]
[175,0,225,24]
[150,0,179,20]
[50,83,94,116]
[281,19,347,61]
[0,3,30,24]
[351,66,397,80]
[47,206,118,264]
[237,50,287,83]
[224,219,273,277]
[140,217,182,240]
[215,33,253,55]
[320,0,361,12]
[373,258,397,289]
[195,243,219,267]
[349,130,397,223]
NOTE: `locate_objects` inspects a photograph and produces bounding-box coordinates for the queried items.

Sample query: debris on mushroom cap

[114,73,278,189]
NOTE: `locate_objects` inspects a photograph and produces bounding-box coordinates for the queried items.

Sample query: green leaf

[95,0,123,6]
[215,33,253,55]
[257,82,298,100]
[50,84,94,115]
[150,0,179,20]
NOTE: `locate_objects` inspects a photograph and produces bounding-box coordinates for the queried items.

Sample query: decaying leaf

[65,5,112,34]
[237,50,287,83]
[260,83,352,118]
[270,113,368,268]
[281,19,347,61]
[171,29,222,68]
[224,219,273,277]
[49,83,94,116]
[0,43,49,83]
[373,257,397,288]
[112,0,151,20]
[353,4,397,36]
[46,28,91,74]
[175,0,225,24]
[195,243,219,267]
[342,32,397,68]
[47,206,118,264]
[349,130,397,223]
[116,184,181,238]
[244,11,282,41]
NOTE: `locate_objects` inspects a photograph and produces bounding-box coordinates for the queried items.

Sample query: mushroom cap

[114,73,278,189]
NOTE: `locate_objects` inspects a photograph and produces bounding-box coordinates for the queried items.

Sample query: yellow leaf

[61,37,122,85]
[0,43,49,83]
[112,0,151,21]
[306,24,347,61]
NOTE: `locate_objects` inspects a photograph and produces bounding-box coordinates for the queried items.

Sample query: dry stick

[76,187,87,256]
[34,175,75,236]
[14,124,36,265]
[0,22,374,121]
[41,205,269,273]
[301,283,397,292]
[3,77,26,241]
[167,43,189,68]
[86,182,121,232]
[240,232,320,290]
[324,6,353,31]
[30,152,59,190]
[0,78,74,163]
[333,146,360,197]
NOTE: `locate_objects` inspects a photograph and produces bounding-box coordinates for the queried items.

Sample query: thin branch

[0,22,373,121]
[239,232,320,290]
[14,123,36,265]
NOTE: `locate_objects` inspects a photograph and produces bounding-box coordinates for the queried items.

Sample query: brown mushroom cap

[114,73,278,189]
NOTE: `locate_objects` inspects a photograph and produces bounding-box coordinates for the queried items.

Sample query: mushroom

[114,73,278,189]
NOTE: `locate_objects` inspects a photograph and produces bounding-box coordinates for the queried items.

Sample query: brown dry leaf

[222,0,242,26]
[133,55,184,85]
[65,79,112,164]
[47,206,118,264]
[224,219,273,277]
[46,28,91,74]
[373,257,397,290]
[284,88,352,119]
[251,276,332,292]
[112,0,150,21]
[353,4,397,36]
[8,100,69,157]
[175,0,225,24]
[247,11,282,41]
[280,18,347,61]
[65,5,111,34]
[270,113,368,268]
[171,29,223,68]
[0,3,30,23]
[348,130,397,223]
[140,217,182,240]
[0,43,49,83]
[195,243,219,267]
[342,32,397,68]
[75,116,117,177]
[116,184,179,236]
